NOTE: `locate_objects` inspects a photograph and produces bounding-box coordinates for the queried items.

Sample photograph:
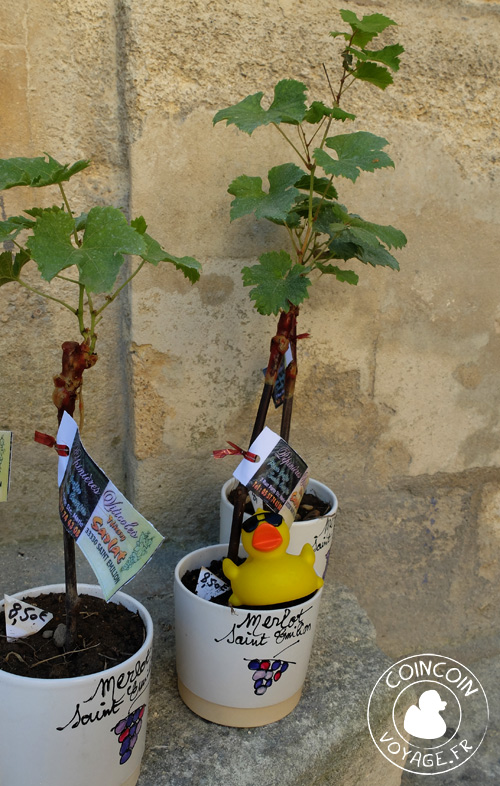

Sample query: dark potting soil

[181,558,316,610]
[228,489,331,521]
[0,593,145,679]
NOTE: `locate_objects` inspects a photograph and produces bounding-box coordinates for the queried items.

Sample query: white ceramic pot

[174,544,323,727]
[220,477,338,579]
[0,583,153,786]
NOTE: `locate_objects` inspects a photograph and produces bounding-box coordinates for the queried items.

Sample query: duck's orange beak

[252,522,283,552]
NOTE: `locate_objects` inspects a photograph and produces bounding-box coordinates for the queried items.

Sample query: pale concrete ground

[0,0,499,781]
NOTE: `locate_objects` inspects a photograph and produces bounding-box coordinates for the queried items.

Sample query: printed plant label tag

[233,427,308,525]
[0,431,13,502]
[4,594,53,642]
[196,567,230,600]
[282,469,309,525]
[248,489,261,513]
[263,346,294,409]
[56,412,164,601]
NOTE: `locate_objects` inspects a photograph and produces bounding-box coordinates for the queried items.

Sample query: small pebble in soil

[42,629,54,639]
[53,623,67,648]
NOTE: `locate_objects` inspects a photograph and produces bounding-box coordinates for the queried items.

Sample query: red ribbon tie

[34,431,70,456]
[213,441,259,463]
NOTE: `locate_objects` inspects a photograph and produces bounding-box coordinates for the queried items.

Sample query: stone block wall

[0,0,499,657]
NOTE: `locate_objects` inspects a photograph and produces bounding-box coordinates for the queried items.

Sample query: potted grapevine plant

[174,9,407,727]
[0,154,201,786]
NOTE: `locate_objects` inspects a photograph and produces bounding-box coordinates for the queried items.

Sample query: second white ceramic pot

[0,583,153,786]
[219,477,338,578]
[175,544,324,727]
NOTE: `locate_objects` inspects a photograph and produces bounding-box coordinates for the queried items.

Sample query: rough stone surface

[0,0,499,693]
[400,649,500,785]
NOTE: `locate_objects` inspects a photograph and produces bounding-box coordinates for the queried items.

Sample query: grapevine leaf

[74,212,88,231]
[74,206,148,293]
[280,209,302,229]
[142,233,201,282]
[0,215,34,243]
[130,215,148,235]
[328,229,400,269]
[304,102,356,124]
[27,210,77,281]
[314,131,394,182]
[0,252,16,286]
[293,174,339,200]
[351,236,400,269]
[267,79,308,125]
[131,216,201,282]
[213,79,308,134]
[13,248,30,277]
[327,236,361,261]
[313,202,407,249]
[351,43,404,72]
[242,250,311,315]
[330,31,351,41]
[347,217,407,249]
[340,10,397,34]
[213,93,267,134]
[228,163,305,221]
[354,61,393,90]
[291,197,341,224]
[160,253,201,283]
[315,262,359,285]
[25,205,64,218]
[346,225,381,248]
[339,10,396,47]
[313,203,347,235]
[0,155,90,190]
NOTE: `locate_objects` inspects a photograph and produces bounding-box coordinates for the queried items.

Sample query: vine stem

[280,314,298,442]
[272,123,309,168]
[17,278,76,314]
[58,183,80,247]
[77,283,85,337]
[63,532,79,649]
[227,307,298,563]
[56,274,81,285]
[94,260,146,318]
[286,225,301,255]
[297,124,311,162]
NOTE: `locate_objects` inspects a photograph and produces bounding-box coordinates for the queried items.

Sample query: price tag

[4,595,53,642]
[0,431,13,502]
[233,427,309,526]
[195,568,230,600]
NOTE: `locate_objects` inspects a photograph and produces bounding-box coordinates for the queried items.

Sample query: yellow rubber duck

[222,509,323,607]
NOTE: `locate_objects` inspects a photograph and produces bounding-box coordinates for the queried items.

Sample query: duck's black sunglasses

[242,511,284,533]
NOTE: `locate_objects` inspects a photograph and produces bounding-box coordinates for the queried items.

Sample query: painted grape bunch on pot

[113,704,146,764]
[247,658,291,695]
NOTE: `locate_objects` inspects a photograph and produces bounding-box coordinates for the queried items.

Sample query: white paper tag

[4,595,53,642]
[195,568,230,601]
[233,427,309,526]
